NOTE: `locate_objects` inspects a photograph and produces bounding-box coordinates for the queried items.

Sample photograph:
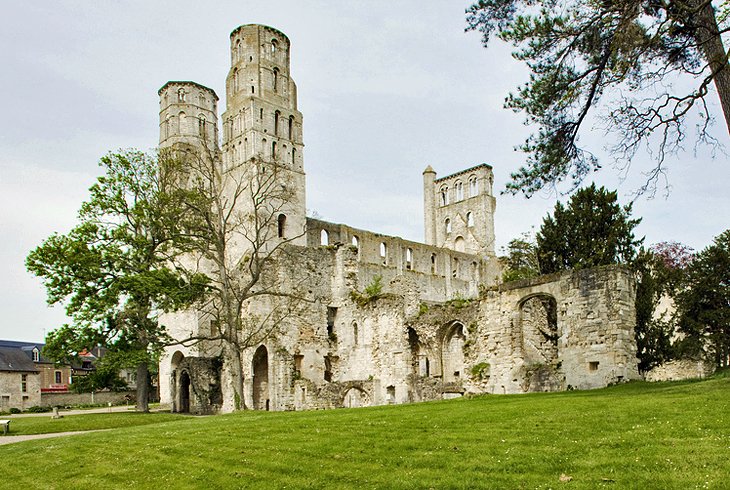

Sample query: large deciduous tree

[26,150,206,411]
[675,229,730,367]
[163,145,307,411]
[466,0,730,195]
[536,184,643,273]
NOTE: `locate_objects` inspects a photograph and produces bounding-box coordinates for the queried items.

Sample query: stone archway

[170,351,184,413]
[519,294,559,364]
[342,387,370,408]
[179,370,191,413]
[442,322,465,383]
[252,345,269,410]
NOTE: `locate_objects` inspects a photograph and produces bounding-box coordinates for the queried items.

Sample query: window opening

[327,307,337,341]
[21,374,27,392]
[455,181,464,201]
[386,385,395,404]
[177,88,186,102]
[277,214,286,238]
[469,176,478,196]
[273,68,279,92]
[55,371,62,384]
[271,39,278,54]
[431,253,436,274]
[32,348,39,362]
[380,242,387,264]
[198,115,206,136]
[352,322,358,345]
[324,356,333,382]
[453,258,459,278]
[274,111,280,136]
[288,116,294,139]
[294,354,304,377]
[351,235,359,249]
[589,361,599,371]
[406,248,413,270]
[440,187,448,206]
[233,68,239,92]
[271,141,277,159]
[320,229,329,246]
[445,218,451,234]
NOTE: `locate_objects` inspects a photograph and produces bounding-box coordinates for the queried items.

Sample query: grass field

[1,375,728,489]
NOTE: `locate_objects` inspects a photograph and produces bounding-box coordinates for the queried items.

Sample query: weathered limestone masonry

[158,24,640,414]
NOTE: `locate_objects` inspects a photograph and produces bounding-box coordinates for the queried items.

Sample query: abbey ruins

[158,25,640,414]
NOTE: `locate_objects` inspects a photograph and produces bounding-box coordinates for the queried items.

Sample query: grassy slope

[1,376,728,490]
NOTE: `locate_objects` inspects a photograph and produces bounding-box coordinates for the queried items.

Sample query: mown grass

[1,376,728,489]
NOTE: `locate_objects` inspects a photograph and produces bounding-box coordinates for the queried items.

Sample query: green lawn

[1,375,728,489]
[3,411,188,435]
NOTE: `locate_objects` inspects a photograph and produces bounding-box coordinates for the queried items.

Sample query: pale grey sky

[1,1,728,342]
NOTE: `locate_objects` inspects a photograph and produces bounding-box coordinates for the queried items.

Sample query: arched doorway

[179,370,191,413]
[252,346,269,410]
[442,322,465,383]
[170,351,184,413]
[342,387,369,408]
[520,294,559,364]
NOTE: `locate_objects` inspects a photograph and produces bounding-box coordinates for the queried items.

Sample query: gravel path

[0,429,109,445]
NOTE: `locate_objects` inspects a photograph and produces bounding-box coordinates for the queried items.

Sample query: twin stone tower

[157,25,640,414]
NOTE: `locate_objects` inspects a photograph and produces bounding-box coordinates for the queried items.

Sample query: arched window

[469,176,478,196]
[262,138,267,157]
[291,147,296,165]
[452,258,460,278]
[233,68,239,92]
[271,141,277,159]
[455,236,465,253]
[251,85,255,94]
[274,111,280,136]
[288,116,294,140]
[351,235,359,248]
[277,214,286,238]
[380,242,387,264]
[178,112,187,133]
[455,181,464,201]
[271,39,278,54]
[431,253,437,274]
[406,248,413,270]
[440,187,448,206]
[32,348,39,362]
[273,68,279,92]
[235,39,242,60]
[466,212,474,227]
[320,229,329,246]
[445,218,451,234]
[177,88,186,102]
[353,322,358,345]
[198,115,206,136]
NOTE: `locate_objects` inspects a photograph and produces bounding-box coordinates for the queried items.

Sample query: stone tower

[158,81,219,150]
[222,24,307,245]
[423,164,496,256]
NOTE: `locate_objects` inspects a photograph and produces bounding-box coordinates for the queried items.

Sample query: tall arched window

[277,214,286,238]
[431,253,437,274]
[406,248,413,270]
[445,218,452,234]
[273,68,279,92]
[177,88,186,102]
[288,116,294,140]
[291,147,296,165]
[272,141,277,159]
[271,39,278,54]
[178,112,187,133]
[380,242,387,264]
[466,212,474,227]
[320,229,329,246]
[452,258,460,278]
[233,68,239,92]
[351,235,359,248]
[440,187,449,206]
[469,176,478,197]
[236,39,242,60]
[455,181,464,201]
[274,111,280,136]
[352,322,359,345]
[198,115,206,136]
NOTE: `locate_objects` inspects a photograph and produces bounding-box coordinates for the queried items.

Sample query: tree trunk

[221,342,245,412]
[136,361,150,412]
[693,0,730,134]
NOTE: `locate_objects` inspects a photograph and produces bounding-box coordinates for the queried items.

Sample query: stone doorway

[252,345,269,410]
[179,370,191,413]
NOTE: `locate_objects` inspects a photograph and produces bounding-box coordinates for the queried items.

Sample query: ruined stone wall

[645,359,714,382]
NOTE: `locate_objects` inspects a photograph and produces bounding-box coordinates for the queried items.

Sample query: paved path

[0,429,109,445]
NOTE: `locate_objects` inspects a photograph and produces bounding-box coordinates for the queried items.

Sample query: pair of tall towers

[158,24,307,246]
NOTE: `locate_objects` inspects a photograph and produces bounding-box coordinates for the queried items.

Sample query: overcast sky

[2,1,728,343]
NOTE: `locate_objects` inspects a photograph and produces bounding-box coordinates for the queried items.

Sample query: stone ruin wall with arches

[156,24,641,414]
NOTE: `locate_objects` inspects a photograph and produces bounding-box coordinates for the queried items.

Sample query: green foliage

[9,407,21,414]
[417,303,429,316]
[26,150,207,411]
[351,275,384,306]
[470,362,490,380]
[500,231,539,282]
[536,184,642,274]
[675,229,730,367]
[466,0,730,196]
[23,406,52,413]
[445,293,472,309]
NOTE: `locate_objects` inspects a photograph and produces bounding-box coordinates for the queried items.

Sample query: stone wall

[645,359,715,382]
[40,390,134,407]
[0,372,41,411]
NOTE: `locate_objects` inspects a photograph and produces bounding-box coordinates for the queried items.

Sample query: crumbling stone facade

[158,24,641,414]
